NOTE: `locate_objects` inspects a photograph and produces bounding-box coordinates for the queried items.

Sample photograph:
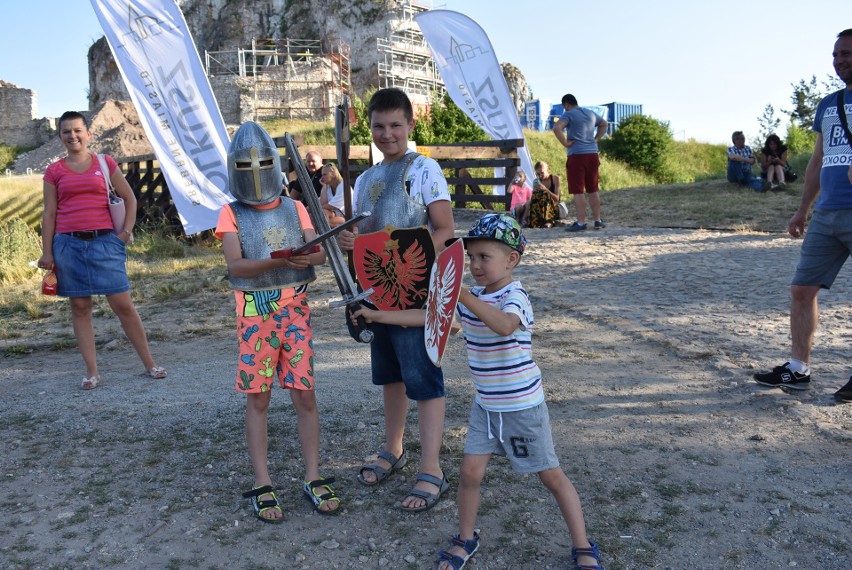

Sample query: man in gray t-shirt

[552,94,607,232]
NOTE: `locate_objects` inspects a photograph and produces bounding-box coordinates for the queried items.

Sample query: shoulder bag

[837,89,852,147]
[97,154,133,244]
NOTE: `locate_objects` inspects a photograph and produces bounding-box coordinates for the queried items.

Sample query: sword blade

[284,133,373,342]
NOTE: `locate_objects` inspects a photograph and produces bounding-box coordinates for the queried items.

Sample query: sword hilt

[331,289,375,344]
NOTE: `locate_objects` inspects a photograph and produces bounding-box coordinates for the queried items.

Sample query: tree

[351,90,485,146]
[416,93,485,145]
[349,90,374,146]
[785,76,823,130]
[784,75,846,130]
[785,122,818,156]
[600,114,674,182]
[755,104,781,148]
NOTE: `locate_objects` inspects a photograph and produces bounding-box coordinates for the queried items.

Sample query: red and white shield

[354,226,435,311]
[425,238,465,366]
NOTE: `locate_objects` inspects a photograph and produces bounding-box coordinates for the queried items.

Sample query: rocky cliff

[87,0,530,113]
[89,0,400,108]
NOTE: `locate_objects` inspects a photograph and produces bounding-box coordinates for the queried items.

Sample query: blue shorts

[792,209,852,289]
[53,232,130,297]
[368,322,444,400]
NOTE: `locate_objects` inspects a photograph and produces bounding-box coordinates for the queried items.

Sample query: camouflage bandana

[464,213,527,255]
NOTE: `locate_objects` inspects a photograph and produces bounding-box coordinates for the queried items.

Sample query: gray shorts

[792,209,852,289]
[463,401,559,473]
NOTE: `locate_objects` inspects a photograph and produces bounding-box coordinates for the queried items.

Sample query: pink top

[44,154,117,234]
[509,183,532,210]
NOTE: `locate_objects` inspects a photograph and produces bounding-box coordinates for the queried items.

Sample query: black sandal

[303,477,341,515]
[242,485,283,523]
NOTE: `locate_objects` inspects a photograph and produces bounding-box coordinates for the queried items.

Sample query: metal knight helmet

[227,121,283,206]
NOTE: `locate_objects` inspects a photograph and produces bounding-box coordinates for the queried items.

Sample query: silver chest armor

[228,199,316,291]
[355,152,427,233]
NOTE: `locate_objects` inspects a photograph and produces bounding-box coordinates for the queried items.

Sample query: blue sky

[0,0,846,144]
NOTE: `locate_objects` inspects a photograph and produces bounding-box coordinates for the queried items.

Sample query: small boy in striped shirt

[353,213,602,570]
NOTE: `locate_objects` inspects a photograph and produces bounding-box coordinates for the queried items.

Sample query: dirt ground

[1,222,850,569]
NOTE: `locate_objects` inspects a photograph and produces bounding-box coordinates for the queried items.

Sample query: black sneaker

[753,362,811,390]
[566,222,587,232]
[834,377,852,403]
[594,220,606,229]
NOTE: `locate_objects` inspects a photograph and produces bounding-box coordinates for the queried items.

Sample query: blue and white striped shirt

[457,281,545,412]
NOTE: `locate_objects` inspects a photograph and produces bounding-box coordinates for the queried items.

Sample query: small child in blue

[353,213,602,570]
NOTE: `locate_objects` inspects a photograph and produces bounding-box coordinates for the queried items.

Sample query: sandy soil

[1,221,850,569]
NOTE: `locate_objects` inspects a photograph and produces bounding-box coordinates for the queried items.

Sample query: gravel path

[1,225,850,569]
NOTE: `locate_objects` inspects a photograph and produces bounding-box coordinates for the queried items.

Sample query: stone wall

[0,81,54,148]
[208,76,243,125]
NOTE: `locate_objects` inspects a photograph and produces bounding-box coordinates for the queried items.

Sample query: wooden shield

[425,238,465,366]
[354,226,435,311]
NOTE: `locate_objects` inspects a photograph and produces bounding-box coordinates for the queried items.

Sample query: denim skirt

[53,232,130,297]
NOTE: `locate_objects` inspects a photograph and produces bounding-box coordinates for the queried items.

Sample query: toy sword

[284,133,374,343]
[335,95,357,276]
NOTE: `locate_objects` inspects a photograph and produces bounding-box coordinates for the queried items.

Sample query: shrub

[415,93,485,145]
[600,115,675,182]
[0,216,42,283]
[0,146,24,172]
[349,89,374,146]
[785,122,818,156]
[350,90,485,146]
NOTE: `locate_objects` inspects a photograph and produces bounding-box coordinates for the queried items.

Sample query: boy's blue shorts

[368,322,444,400]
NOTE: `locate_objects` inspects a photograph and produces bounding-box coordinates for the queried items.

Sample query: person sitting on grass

[760,133,789,191]
[352,213,603,570]
[727,131,770,192]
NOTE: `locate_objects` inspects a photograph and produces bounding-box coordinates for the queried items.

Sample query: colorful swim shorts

[234,291,314,393]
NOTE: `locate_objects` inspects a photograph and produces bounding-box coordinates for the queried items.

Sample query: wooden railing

[116,139,522,231]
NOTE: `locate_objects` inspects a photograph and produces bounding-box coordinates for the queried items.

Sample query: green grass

[0,175,43,229]
[0,145,35,171]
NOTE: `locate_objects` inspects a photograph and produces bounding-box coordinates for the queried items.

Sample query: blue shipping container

[522,99,549,131]
[547,104,563,130]
[601,102,643,134]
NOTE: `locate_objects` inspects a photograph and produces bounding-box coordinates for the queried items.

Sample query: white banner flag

[90,0,232,234]
[415,10,535,195]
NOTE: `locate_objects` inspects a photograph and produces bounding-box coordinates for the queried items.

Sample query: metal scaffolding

[377,1,444,106]
[205,37,351,122]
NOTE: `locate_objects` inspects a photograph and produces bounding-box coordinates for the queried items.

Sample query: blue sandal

[572,539,604,569]
[436,531,480,570]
